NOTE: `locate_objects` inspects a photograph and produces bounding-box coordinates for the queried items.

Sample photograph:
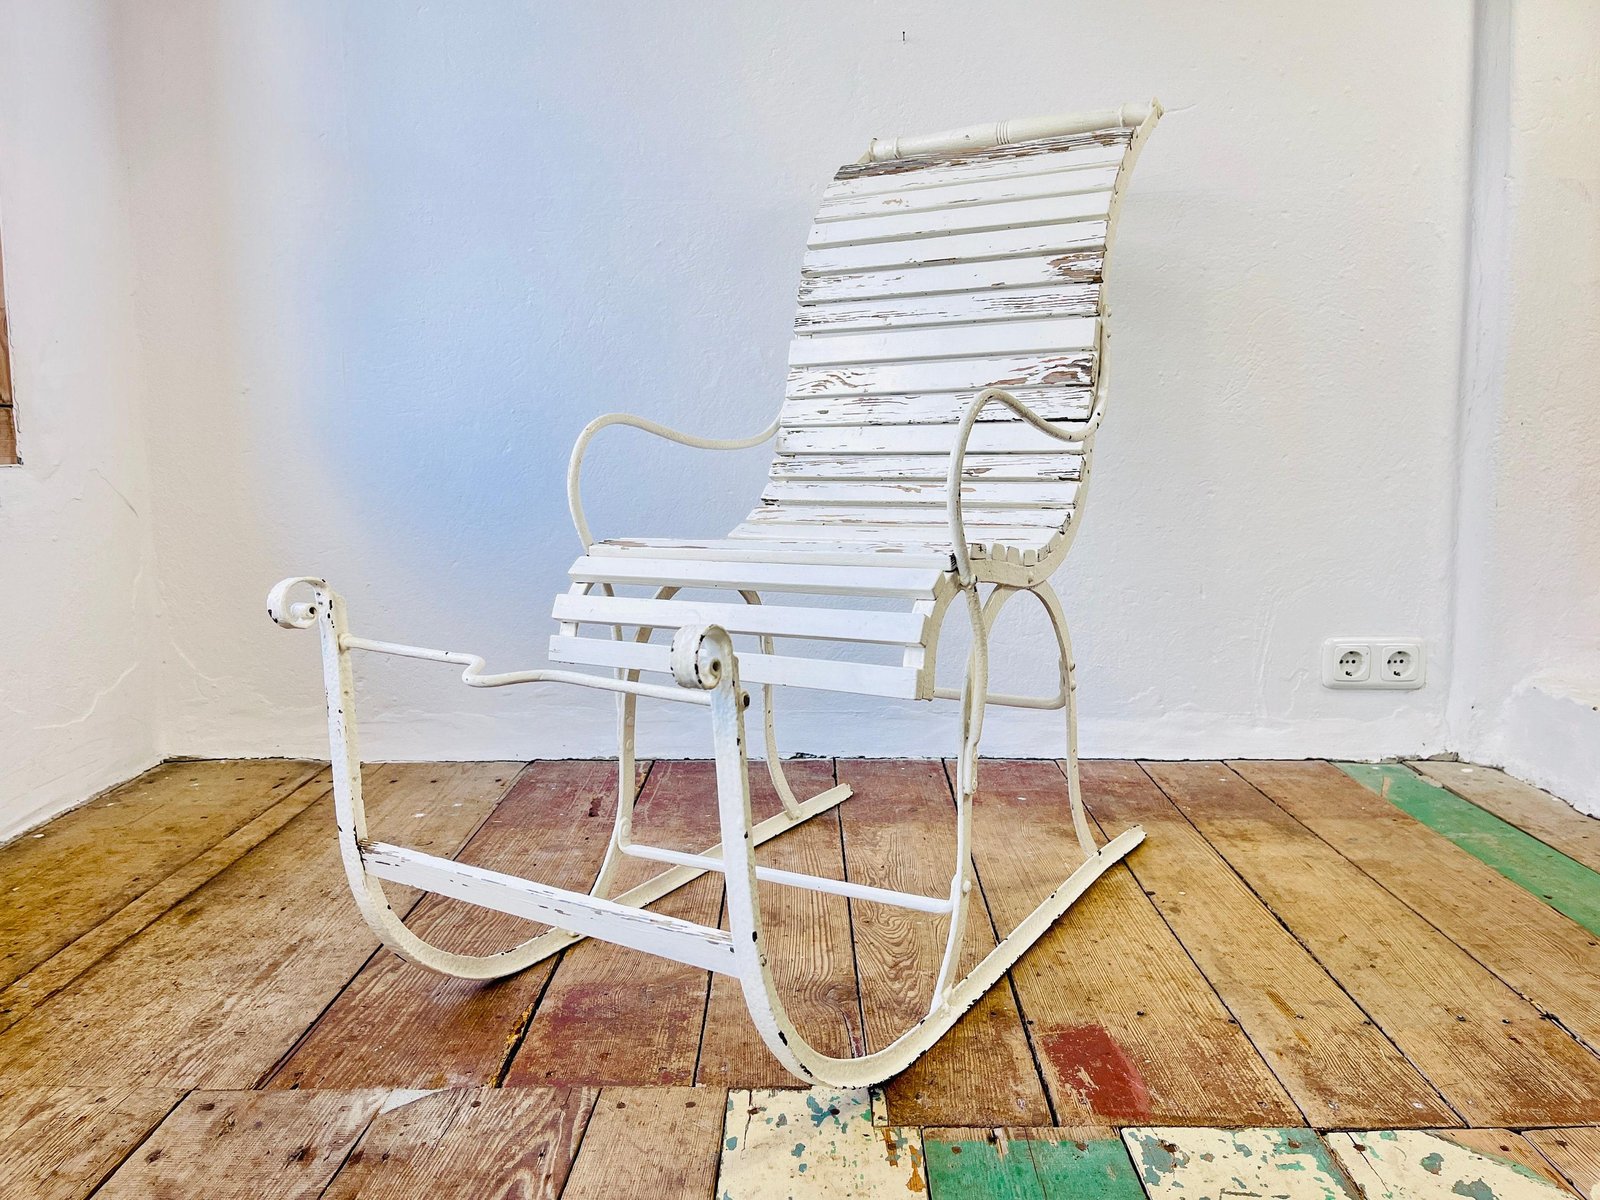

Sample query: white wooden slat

[787,351,1093,398]
[727,520,1059,555]
[1124,1128,1359,1200]
[817,163,1121,221]
[760,478,1079,509]
[551,593,927,646]
[777,421,1085,456]
[589,537,955,570]
[824,134,1130,199]
[780,387,1093,429]
[789,316,1096,368]
[719,1089,926,1197]
[548,635,923,700]
[745,503,1069,529]
[809,190,1111,251]
[803,219,1106,277]
[569,554,945,599]
[769,452,1082,482]
[794,283,1099,332]
[798,253,1103,305]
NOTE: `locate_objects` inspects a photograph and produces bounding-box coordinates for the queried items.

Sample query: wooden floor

[2,757,1598,1198]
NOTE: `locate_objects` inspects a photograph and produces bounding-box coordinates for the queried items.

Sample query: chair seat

[550,536,976,700]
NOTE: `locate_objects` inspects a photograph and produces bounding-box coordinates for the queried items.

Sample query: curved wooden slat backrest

[736,103,1160,571]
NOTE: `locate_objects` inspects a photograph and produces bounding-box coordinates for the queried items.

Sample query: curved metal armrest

[567,412,780,547]
[947,387,1104,585]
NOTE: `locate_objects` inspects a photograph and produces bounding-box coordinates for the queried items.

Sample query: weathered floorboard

[322,1086,597,1200]
[504,761,722,1087]
[0,1085,185,1200]
[697,759,865,1089]
[923,1126,1143,1200]
[0,767,334,1034]
[719,1087,926,1198]
[1085,762,1455,1128]
[560,1087,725,1200]
[1123,1126,1358,1200]
[1409,761,1600,876]
[839,758,1052,1127]
[1338,762,1600,936]
[1154,762,1600,1127]
[0,763,516,1089]
[1525,1129,1600,1199]
[270,760,629,1090]
[0,759,322,989]
[975,760,1298,1126]
[1326,1129,1579,1200]
[1244,761,1600,1057]
[1433,1129,1585,1190]
[95,1088,385,1199]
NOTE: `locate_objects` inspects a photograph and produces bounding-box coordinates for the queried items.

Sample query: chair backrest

[745,103,1160,568]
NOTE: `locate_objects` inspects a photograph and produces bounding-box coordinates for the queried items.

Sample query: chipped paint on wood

[718,1087,926,1197]
[1326,1130,1577,1200]
[924,1127,1143,1200]
[1338,763,1600,936]
[1123,1127,1358,1200]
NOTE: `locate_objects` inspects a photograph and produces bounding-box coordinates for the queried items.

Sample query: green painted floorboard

[1338,762,1600,936]
[924,1131,1143,1200]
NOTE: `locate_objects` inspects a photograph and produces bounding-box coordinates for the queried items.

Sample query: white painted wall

[1447,0,1600,813]
[108,1,1474,765]
[0,1,162,839]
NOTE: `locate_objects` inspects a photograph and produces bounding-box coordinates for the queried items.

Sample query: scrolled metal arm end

[670,623,736,691]
[267,576,329,630]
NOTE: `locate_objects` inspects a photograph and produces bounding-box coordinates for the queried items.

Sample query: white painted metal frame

[268,101,1160,1086]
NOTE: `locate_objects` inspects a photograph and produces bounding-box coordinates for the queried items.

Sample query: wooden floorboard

[6,753,1600,1195]
[0,1084,185,1200]
[974,760,1300,1127]
[1525,1129,1600,1199]
[1090,762,1456,1128]
[269,760,630,1091]
[0,767,334,1034]
[322,1086,597,1199]
[1239,761,1600,1061]
[1409,761,1600,876]
[94,1088,385,1198]
[0,763,517,1090]
[559,1087,725,1200]
[1341,762,1600,936]
[839,758,1053,1127]
[503,761,724,1088]
[0,759,322,991]
[696,759,865,1089]
[1152,761,1600,1127]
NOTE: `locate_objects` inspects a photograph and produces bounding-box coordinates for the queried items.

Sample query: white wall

[0,0,162,838]
[1448,0,1600,813]
[107,0,1475,765]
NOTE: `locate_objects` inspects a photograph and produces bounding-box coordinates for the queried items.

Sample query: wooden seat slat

[760,478,1079,509]
[802,219,1107,276]
[821,132,1130,199]
[808,190,1112,249]
[797,253,1103,305]
[816,164,1121,221]
[549,635,925,699]
[795,283,1099,333]
[769,452,1082,483]
[790,316,1096,368]
[553,593,928,646]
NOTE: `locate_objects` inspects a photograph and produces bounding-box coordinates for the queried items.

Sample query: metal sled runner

[269,100,1161,1086]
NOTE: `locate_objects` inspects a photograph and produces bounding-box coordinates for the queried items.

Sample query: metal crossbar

[621,842,955,915]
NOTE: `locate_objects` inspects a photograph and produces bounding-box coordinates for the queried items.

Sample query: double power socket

[1321,638,1426,690]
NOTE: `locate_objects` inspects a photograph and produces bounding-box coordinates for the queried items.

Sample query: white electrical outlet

[1322,639,1425,689]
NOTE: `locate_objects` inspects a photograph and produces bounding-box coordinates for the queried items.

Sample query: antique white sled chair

[269,100,1161,1086]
